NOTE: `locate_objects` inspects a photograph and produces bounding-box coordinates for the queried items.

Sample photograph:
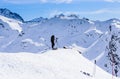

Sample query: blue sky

[0,0,120,21]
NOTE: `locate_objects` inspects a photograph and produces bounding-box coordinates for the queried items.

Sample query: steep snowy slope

[0,8,24,22]
[0,15,22,51]
[0,49,119,79]
[0,15,22,32]
[83,19,120,77]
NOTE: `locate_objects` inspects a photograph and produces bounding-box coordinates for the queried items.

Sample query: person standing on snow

[51,35,55,49]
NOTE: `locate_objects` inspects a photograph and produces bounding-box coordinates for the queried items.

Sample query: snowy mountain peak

[27,17,48,23]
[106,18,120,23]
[0,8,24,22]
[82,17,89,21]
[53,14,79,19]
[54,14,65,18]
[68,14,79,19]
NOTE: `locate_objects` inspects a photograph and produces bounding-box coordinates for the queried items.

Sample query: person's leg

[52,43,54,49]
[51,42,54,49]
[53,43,55,49]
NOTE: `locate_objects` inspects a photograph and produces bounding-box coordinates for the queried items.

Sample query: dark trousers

[51,42,55,49]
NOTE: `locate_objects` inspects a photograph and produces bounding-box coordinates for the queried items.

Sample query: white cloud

[51,0,72,3]
[49,9,120,17]
[73,0,120,3]
[83,9,120,14]
[104,0,114,2]
[76,0,120,2]
[3,0,42,4]
[80,9,120,14]
[104,0,120,2]
[3,0,120,4]
[41,0,47,3]
[3,0,73,4]
[89,9,110,14]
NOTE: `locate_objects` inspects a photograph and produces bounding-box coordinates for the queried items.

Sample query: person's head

[52,35,54,37]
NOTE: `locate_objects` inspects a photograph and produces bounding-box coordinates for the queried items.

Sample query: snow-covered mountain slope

[0,8,24,22]
[5,17,98,53]
[0,15,22,51]
[0,8,120,77]
[0,15,22,32]
[83,19,120,77]
[26,17,48,23]
[0,49,119,79]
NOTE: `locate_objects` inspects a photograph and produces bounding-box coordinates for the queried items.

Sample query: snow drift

[0,49,119,79]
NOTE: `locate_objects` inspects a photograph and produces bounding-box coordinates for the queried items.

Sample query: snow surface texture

[0,49,119,79]
[0,9,120,78]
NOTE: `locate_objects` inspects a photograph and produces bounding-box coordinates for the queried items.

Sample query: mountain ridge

[0,8,24,22]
